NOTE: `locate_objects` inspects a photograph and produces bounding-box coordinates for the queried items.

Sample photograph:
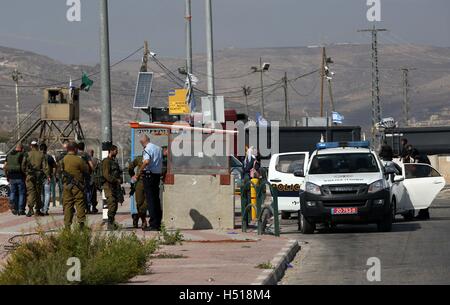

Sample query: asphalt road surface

[281,187,450,285]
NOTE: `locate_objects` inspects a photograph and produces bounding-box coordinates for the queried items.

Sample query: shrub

[0,227,158,285]
[255,261,274,269]
[158,223,184,246]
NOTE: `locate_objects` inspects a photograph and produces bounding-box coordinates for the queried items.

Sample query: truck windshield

[309,153,379,174]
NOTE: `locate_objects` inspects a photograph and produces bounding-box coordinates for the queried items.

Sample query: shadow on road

[279,218,422,235]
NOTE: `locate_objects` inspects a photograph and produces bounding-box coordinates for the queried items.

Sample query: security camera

[262,63,270,71]
[150,52,157,57]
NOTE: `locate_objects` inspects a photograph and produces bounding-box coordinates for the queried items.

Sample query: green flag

[80,72,94,92]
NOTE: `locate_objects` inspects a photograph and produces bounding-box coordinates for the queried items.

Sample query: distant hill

[0,43,449,145]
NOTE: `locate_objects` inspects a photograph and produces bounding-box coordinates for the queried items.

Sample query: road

[281,187,450,285]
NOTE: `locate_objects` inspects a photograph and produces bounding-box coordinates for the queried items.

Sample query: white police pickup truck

[296,141,395,234]
[294,141,446,234]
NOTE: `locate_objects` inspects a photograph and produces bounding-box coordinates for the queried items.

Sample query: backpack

[6,151,24,174]
[93,159,105,190]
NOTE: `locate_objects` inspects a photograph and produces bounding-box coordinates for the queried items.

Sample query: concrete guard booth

[130,122,237,230]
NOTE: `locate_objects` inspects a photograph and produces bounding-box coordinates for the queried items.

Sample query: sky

[0,0,449,64]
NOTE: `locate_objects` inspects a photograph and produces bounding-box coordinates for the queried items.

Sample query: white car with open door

[389,162,446,220]
[268,152,309,219]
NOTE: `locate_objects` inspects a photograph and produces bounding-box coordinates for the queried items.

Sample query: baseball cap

[31,140,38,145]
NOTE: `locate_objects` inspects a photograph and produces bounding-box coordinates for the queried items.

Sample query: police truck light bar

[316,141,370,150]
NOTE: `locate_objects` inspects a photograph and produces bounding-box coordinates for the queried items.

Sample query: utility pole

[185,0,193,74]
[320,47,326,117]
[205,0,216,121]
[259,57,265,117]
[140,41,150,121]
[11,69,22,140]
[100,0,112,147]
[320,47,335,117]
[140,41,149,72]
[327,78,335,112]
[99,0,112,222]
[358,26,387,140]
[401,68,415,127]
[283,72,290,126]
[242,86,252,117]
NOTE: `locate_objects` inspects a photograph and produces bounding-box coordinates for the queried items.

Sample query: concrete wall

[163,175,235,230]
[430,155,450,184]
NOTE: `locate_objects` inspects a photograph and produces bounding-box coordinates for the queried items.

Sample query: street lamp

[251,58,270,118]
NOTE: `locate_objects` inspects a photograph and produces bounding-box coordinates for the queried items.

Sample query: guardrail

[240,178,280,236]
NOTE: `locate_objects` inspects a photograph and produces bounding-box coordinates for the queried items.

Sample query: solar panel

[133,72,154,109]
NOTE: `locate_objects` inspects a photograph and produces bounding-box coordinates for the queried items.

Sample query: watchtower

[41,87,80,121]
[6,87,85,154]
[38,87,84,148]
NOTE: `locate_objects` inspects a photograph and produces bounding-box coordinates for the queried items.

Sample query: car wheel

[0,186,9,198]
[300,212,315,234]
[391,198,397,223]
[281,211,291,220]
[402,210,415,221]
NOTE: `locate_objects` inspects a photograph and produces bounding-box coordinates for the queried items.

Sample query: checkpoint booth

[130,121,237,230]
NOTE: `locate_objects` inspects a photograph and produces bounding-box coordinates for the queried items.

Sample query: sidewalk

[0,198,299,285]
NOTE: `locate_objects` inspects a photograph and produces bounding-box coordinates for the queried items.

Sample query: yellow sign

[169,89,190,115]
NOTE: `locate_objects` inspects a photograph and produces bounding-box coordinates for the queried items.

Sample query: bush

[255,261,274,269]
[0,228,158,285]
[159,223,184,246]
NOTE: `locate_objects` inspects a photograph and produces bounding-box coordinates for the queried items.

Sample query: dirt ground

[0,198,10,213]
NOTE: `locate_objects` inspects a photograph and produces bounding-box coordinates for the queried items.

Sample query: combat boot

[140,214,148,230]
[132,214,139,228]
[107,217,119,231]
[26,209,34,217]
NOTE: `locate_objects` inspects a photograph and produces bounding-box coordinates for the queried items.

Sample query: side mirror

[294,170,305,177]
[393,175,405,183]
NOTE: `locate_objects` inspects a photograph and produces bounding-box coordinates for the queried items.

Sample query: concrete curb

[251,239,300,285]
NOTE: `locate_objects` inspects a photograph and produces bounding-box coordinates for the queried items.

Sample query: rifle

[129,183,136,197]
[26,163,45,184]
[62,171,84,192]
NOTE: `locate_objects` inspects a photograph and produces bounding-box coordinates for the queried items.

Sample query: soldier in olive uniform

[128,155,147,229]
[102,145,123,230]
[56,141,69,206]
[61,142,89,229]
[24,140,50,217]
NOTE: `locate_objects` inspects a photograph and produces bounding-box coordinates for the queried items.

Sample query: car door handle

[270,179,282,183]
[433,181,444,184]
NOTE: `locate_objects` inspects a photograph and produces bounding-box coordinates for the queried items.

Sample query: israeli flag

[332,111,344,124]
